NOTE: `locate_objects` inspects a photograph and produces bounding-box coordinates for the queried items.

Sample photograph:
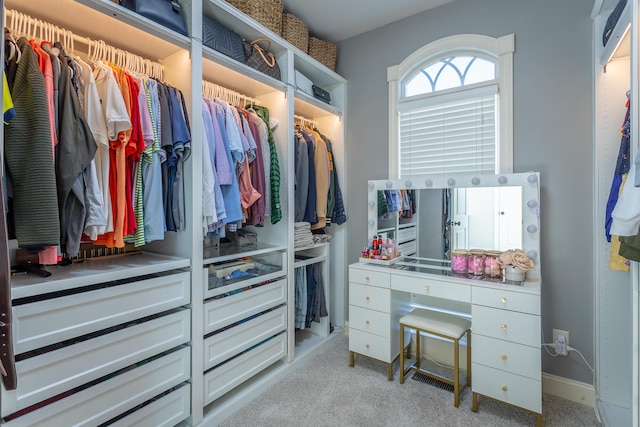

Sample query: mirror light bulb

[527,200,538,208]
[498,175,508,184]
[527,250,538,260]
[425,179,433,187]
[368,219,375,226]
[527,224,538,233]
[471,177,480,185]
[385,181,393,188]
[527,174,538,183]
[368,181,375,190]
[405,180,412,187]
[368,201,375,208]
[447,178,456,186]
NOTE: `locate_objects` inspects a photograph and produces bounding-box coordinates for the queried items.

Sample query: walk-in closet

[0,0,347,424]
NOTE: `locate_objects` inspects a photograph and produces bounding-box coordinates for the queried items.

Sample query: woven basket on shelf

[308,36,337,70]
[226,0,283,36]
[282,13,308,53]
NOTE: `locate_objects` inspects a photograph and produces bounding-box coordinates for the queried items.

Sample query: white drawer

[398,241,416,255]
[472,287,540,315]
[13,271,190,354]
[204,251,287,299]
[204,279,286,333]
[3,310,190,416]
[397,226,416,243]
[349,283,391,313]
[349,328,394,363]
[472,363,542,413]
[349,267,390,288]
[349,305,391,338]
[204,332,287,405]
[472,335,541,380]
[472,305,540,347]
[4,347,190,426]
[391,275,470,303]
[109,384,190,427]
[205,306,287,370]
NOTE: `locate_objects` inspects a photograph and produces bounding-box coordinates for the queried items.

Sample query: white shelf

[10,252,190,299]
[593,0,631,65]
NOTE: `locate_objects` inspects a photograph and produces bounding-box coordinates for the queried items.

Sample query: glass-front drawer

[204,249,286,298]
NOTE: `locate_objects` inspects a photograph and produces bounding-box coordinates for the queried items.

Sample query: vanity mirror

[367,172,541,280]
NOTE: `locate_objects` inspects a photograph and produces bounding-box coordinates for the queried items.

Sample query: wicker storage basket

[226,0,283,36]
[308,36,337,70]
[282,13,308,53]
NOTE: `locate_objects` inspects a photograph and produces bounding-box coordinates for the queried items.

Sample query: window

[387,34,514,177]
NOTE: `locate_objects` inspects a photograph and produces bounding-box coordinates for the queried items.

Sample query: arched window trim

[403,52,497,98]
[387,33,515,178]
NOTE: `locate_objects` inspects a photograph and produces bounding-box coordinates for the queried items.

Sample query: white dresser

[5,253,191,426]
[348,260,542,425]
[348,265,408,380]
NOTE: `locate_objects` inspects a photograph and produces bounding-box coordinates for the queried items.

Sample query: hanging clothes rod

[294,114,318,129]
[202,80,260,107]
[4,8,164,80]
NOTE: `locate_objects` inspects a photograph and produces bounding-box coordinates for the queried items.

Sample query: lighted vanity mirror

[367,172,541,281]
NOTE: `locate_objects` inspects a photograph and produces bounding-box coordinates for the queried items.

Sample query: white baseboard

[542,372,595,407]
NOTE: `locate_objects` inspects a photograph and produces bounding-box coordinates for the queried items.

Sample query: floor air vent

[411,372,454,392]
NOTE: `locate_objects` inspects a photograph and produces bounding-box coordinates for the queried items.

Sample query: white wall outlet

[553,329,569,347]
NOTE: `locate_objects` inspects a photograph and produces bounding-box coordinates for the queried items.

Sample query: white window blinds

[398,85,498,177]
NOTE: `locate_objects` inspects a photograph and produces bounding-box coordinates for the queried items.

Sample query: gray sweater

[5,38,60,249]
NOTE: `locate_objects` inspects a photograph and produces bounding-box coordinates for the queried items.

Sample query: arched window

[387,34,514,177]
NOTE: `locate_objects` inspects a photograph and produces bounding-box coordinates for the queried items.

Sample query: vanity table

[349,172,542,425]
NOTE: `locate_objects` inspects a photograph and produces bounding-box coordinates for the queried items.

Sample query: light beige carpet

[218,332,600,427]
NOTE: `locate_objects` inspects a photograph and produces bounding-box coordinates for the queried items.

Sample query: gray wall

[336,0,594,384]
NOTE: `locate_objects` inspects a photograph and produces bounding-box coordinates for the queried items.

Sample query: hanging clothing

[251,105,282,224]
[56,46,98,256]
[605,97,630,242]
[294,133,309,222]
[4,37,60,250]
[75,57,107,241]
[294,266,307,329]
[92,61,131,241]
[141,78,165,243]
[208,99,243,227]
[248,108,272,217]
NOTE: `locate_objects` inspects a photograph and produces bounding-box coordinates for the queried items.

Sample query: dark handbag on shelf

[119,0,189,36]
[312,85,331,104]
[603,0,627,46]
[202,15,245,63]
[242,38,281,81]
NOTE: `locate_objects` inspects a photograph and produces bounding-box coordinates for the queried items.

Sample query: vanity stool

[399,308,471,407]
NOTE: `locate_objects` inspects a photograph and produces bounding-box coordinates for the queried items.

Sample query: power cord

[541,340,600,423]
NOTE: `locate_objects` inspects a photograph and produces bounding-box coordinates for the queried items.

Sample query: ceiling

[282,0,455,42]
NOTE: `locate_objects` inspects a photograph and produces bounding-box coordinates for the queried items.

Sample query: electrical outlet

[553,329,569,347]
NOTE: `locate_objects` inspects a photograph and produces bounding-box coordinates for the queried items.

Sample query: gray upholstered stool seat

[399,308,471,408]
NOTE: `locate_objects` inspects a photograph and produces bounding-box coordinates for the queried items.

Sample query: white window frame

[387,33,515,178]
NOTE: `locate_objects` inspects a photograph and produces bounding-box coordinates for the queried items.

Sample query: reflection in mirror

[377,186,523,260]
[367,172,541,281]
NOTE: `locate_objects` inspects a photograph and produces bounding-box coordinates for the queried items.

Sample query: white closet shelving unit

[376,196,418,257]
[1,0,348,425]
[592,0,637,426]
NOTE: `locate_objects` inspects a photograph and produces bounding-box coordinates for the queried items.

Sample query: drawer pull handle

[501,324,508,330]
[501,354,507,361]
[366,276,370,281]
[424,285,430,291]
[366,296,371,301]
[500,297,507,304]
[366,320,370,325]
[366,344,370,349]
[502,386,507,392]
